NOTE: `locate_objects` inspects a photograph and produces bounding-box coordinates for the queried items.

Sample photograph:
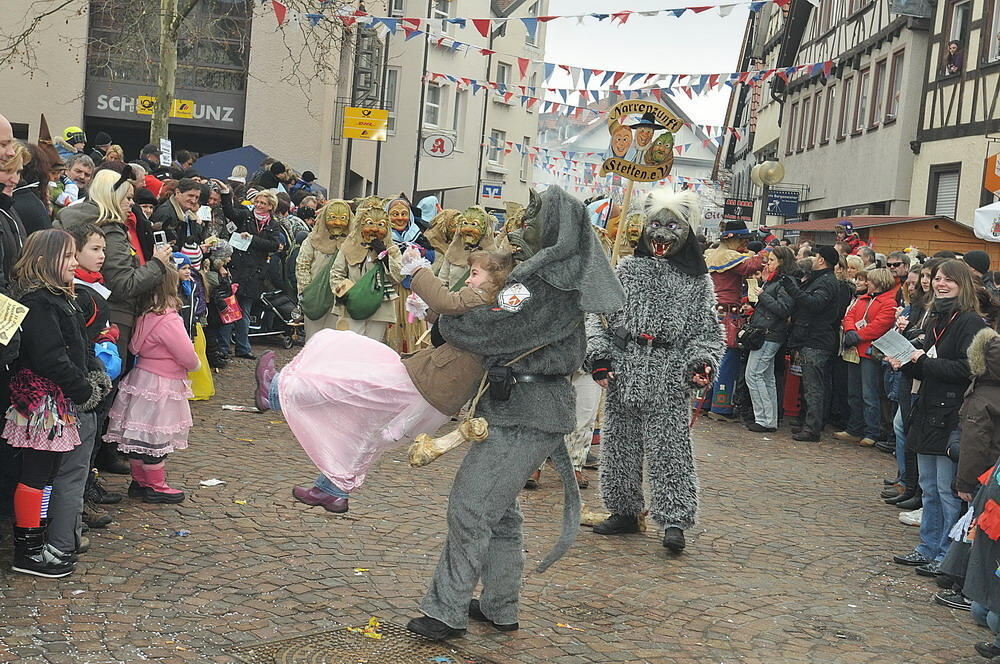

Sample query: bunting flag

[271,0,287,26]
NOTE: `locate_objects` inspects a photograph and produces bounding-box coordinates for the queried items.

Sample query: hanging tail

[536,442,581,573]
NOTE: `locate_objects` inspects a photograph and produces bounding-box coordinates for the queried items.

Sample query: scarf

[74,268,104,284]
[253,210,271,233]
[124,211,145,266]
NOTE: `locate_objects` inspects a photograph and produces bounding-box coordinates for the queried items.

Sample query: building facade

[0,0,544,207]
[909,0,1000,225]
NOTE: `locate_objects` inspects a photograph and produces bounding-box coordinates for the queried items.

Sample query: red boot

[140,463,185,504]
[127,459,147,498]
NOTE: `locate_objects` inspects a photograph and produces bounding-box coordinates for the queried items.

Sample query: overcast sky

[544,0,749,124]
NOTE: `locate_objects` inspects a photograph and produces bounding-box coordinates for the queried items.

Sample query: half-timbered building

[909,0,1000,225]
[779,1,930,222]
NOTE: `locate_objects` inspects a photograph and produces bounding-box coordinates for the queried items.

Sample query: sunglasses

[113,164,136,191]
[887,262,903,268]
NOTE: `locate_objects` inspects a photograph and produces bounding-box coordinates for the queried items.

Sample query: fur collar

[967,327,1000,378]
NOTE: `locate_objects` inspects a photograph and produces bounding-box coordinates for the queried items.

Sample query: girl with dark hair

[946,40,964,76]
[12,142,53,235]
[7,229,110,578]
[744,246,797,432]
[890,259,986,574]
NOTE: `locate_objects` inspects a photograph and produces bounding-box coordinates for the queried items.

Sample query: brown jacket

[957,327,1000,494]
[400,267,490,416]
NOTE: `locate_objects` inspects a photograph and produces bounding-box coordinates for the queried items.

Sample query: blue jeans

[314,474,349,499]
[846,357,882,439]
[216,323,232,357]
[916,453,961,561]
[745,340,781,429]
[972,602,1000,648]
[893,408,907,486]
[230,295,253,356]
[268,371,281,412]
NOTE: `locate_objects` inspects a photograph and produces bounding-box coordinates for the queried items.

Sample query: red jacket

[845,233,867,255]
[842,286,899,358]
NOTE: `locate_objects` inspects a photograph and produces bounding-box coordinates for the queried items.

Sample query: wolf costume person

[587,190,723,553]
[407,186,624,641]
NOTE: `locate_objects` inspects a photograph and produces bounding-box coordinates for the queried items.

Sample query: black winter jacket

[785,268,843,352]
[221,193,282,302]
[902,302,986,456]
[749,275,795,343]
[16,288,97,405]
[12,183,51,236]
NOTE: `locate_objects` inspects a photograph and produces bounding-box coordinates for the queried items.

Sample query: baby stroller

[247,289,304,349]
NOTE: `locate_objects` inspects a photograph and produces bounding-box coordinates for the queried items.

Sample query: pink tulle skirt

[279,329,449,492]
[104,368,193,457]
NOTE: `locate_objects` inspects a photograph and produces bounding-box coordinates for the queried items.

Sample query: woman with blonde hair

[86,168,172,356]
[0,142,28,288]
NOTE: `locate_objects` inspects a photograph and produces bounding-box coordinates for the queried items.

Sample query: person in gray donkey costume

[406,186,624,641]
[587,188,724,553]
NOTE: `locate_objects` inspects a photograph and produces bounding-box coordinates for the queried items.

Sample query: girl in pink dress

[255,249,513,514]
[104,267,200,504]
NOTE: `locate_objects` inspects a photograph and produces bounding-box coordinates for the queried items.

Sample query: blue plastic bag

[95,341,122,380]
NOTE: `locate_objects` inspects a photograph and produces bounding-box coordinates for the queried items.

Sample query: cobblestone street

[0,350,990,663]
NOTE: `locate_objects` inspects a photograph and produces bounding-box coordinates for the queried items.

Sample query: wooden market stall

[769,215,1000,264]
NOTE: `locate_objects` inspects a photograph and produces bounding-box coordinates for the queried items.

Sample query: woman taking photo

[890,259,986,575]
[744,246,796,433]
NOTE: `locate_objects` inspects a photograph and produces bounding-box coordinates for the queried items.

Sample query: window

[928,166,961,217]
[808,91,821,148]
[869,59,887,128]
[992,3,1000,62]
[885,50,904,121]
[520,136,531,181]
[798,96,811,151]
[950,0,970,42]
[488,129,506,164]
[385,67,399,133]
[496,62,511,86]
[452,88,467,145]
[390,0,405,17]
[528,72,538,111]
[525,2,540,45]
[838,76,854,139]
[853,68,870,133]
[431,0,451,20]
[820,85,836,143]
[785,102,798,155]
[424,84,443,127]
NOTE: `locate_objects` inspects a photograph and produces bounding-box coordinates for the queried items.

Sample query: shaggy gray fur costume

[418,186,623,630]
[587,190,723,531]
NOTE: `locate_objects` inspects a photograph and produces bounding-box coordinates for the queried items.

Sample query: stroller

[246,289,304,349]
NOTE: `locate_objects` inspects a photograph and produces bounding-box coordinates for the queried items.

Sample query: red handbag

[220,284,243,324]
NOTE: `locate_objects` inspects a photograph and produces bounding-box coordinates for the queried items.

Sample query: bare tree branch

[0,0,85,69]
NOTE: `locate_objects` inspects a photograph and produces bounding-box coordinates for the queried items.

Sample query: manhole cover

[229,621,501,664]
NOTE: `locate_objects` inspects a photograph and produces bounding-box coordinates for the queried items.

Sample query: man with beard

[587,189,724,554]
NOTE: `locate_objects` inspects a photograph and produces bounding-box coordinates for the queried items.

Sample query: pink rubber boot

[127,459,147,498]
[140,463,185,504]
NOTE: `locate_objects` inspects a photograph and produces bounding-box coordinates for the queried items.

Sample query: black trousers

[798,347,833,436]
[19,449,63,490]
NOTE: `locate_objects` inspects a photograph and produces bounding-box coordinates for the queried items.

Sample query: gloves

[369,237,386,256]
[842,330,861,348]
[405,293,429,322]
[689,362,713,388]
[591,359,612,383]
[781,273,803,297]
[400,246,432,277]
[79,370,112,412]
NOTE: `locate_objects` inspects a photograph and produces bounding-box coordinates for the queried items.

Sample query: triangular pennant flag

[517,57,530,79]
[403,27,423,40]
[377,17,399,34]
[749,1,766,11]
[471,18,491,37]
[271,0,287,26]
[719,4,736,17]
[669,8,686,17]
[611,71,626,86]
[611,11,632,24]
[601,70,616,86]
[537,16,559,23]
[688,6,713,13]
[446,17,466,28]
[305,13,323,26]
[629,73,644,86]
[521,17,539,41]
[544,62,556,82]
[582,69,593,87]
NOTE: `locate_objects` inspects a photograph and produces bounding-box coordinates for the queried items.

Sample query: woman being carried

[255,247,514,514]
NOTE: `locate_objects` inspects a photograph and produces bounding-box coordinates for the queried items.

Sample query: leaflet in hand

[229,232,252,252]
[872,328,917,365]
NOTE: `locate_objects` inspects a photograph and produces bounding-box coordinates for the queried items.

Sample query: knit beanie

[180,242,203,270]
[134,188,157,206]
[93,131,112,147]
[171,252,192,269]
[964,250,991,275]
[64,126,87,145]
[814,245,840,269]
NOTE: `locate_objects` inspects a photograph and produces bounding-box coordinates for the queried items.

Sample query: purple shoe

[292,486,349,513]
[254,351,276,411]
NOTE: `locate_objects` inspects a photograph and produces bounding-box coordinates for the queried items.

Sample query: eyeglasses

[887,262,903,268]
[113,164,136,191]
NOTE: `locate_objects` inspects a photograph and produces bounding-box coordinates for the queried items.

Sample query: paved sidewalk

[0,351,989,663]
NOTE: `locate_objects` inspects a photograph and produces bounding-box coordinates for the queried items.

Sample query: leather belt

[513,373,570,384]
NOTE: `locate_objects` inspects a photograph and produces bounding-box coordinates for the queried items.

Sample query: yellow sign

[600,99,683,182]
[136,96,195,119]
[343,107,389,142]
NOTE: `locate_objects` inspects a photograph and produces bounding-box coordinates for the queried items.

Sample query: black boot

[12,526,75,578]
[95,444,129,475]
[406,616,466,641]
[593,513,641,535]
[662,527,686,553]
[895,494,923,510]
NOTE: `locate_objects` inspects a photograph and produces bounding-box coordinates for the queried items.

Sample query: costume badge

[497,283,531,312]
